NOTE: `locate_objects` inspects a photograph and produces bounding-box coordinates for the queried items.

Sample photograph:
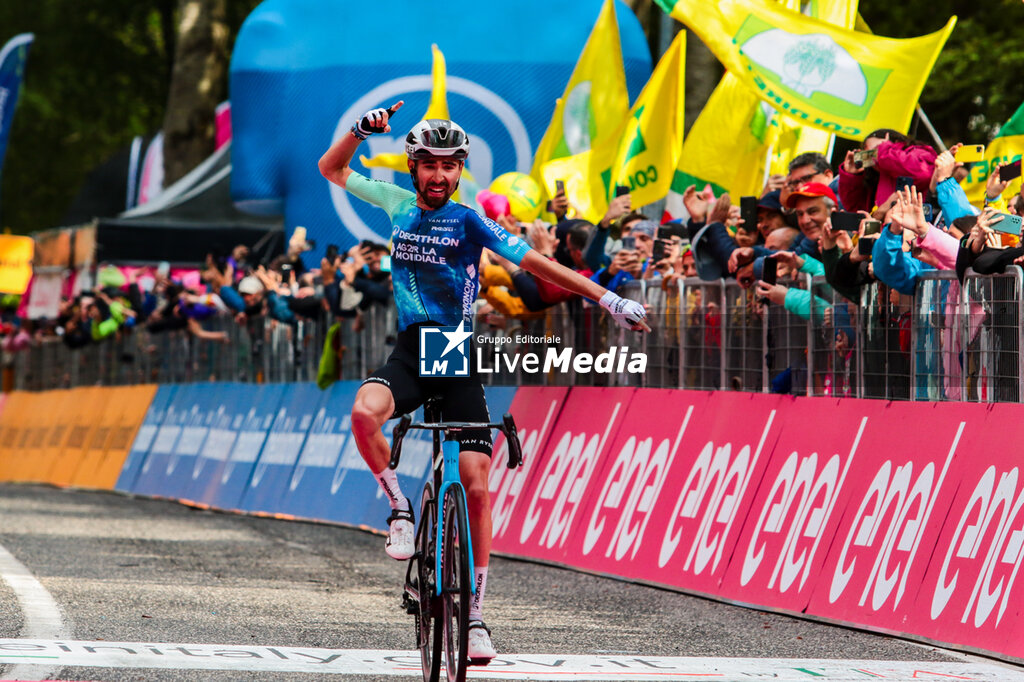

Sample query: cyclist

[318,101,647,662]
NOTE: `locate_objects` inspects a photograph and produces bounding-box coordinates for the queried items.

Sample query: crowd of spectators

[10,126,1024,399]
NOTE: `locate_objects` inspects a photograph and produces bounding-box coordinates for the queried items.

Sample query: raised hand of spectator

[932,143,962,190]
[527,220,558,257]
[897,187,929,237]
[682,185,710,223]
[763,174,785,195]
[772,250,804,276]
[728,246,754,274]
[496,213,520,236]
[843,150,865,175]
[755,280,787,305]
[876,192,899,228]
[607,249,633,277]
[987,162,1012,200]
[601,193,632,228]
[549,187,569,220]
[709,192,732,226]
[969,210,999,254]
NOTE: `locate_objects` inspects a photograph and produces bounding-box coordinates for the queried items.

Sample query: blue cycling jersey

[345,172,532,331]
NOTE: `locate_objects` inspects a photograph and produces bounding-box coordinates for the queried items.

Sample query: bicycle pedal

[401,592,419,615]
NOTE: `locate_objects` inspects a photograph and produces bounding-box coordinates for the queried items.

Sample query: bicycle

[388,396,523,682]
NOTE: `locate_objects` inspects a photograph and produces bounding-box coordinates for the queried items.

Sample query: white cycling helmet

[405,119,470,160]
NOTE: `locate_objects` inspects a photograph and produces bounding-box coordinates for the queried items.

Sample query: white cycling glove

[600,291,647,330]
[352,107,391,140]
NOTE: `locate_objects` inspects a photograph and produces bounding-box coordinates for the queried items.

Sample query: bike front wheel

[441,485,472,682]
[417,483,442,682]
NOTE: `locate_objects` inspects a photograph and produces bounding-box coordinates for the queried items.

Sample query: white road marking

[0,642,1020,680]
[0,543,69,681]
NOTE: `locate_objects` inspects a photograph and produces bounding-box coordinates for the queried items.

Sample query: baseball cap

[785,182,838,208]
[758,190,784,213]
[237,276,264,295]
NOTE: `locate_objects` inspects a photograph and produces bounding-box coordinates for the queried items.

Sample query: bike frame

[433,438,475,597]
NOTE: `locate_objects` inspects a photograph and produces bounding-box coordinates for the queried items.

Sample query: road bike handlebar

[388,412,523,471]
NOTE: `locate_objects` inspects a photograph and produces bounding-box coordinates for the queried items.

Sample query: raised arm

[318,101,403,188]
[520,250,648,331]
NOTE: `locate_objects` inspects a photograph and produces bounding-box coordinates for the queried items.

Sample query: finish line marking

[0,642,1023,680]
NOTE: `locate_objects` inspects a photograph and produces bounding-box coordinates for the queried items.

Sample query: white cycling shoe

[467,620,496,664]
[384,506,415,561]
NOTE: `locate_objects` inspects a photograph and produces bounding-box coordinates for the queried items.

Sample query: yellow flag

[655,0,955,140]
[673,74,773,199]
[530,0,629,188]
[770,0,858,174]
[540,31,686,222]
[609,30,686,207]
[960,101,1024,206]
[424,44,448,120]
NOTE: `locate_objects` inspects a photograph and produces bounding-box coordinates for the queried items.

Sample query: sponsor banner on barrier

[132,384,202,497]
[492,387,633,563]
[718,396,886,612]
[180,383,246,505]
[806,402,970,634]
[578,391,781,593]
[50,387,110,487]
[117,385,178,491]
[490,386,568,546]
[911,402,1024,657]
[201,384,283,511]
[239,384,322,514]
[278,382,357,521]
[565,390,711,583]
[92,386,158,489]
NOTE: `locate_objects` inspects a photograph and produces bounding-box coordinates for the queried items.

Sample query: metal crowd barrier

[11,267,1024,403]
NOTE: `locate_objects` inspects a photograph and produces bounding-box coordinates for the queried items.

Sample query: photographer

[839,129,937,214]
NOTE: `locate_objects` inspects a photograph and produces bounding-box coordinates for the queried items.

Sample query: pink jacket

[838,141,937,212]
[915,224,958,270]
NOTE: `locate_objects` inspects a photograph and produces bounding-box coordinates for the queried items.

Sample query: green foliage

[0,1,260,234]
[861,0,1024,145]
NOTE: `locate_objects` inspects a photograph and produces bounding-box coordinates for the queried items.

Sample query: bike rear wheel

[441,485,471,682]
[416,484,442,682]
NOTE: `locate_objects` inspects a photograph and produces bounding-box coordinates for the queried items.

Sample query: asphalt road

[0,483,1017,682]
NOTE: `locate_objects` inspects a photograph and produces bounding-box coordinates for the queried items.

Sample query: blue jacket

[871,226,934,295]
[935,177,979,224]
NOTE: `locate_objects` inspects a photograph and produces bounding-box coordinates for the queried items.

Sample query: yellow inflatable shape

[489,172,543,222]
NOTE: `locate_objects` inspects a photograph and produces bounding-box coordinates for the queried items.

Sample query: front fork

[434,438,475,596]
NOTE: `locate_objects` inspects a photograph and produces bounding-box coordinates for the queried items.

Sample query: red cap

[786,182,838,208]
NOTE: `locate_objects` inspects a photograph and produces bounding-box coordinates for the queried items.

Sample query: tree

[161,0,229,186]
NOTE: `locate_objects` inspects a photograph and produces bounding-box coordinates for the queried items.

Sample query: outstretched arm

[519,251,648,331]
[318,101,403,188]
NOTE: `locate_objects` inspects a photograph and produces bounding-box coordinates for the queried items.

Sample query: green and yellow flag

[671,0,857,202]
[540,30,686,222]
[672,73,770,201]
[654,0,955,140]
[530,0,630,185]
[961,101,1024,206]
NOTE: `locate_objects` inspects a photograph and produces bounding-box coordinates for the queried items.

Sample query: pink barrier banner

[718,396,887,612]
[491,388,1024,662]
[570,391,781,595]
[491,387,634,564]
[489,387,569,551]
[910,402,1024,657]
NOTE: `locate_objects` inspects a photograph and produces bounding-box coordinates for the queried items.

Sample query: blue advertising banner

[229,0,650,260]
[276,381,357,521]
[181,383,246,504]
[116,385,178,492]
[133,384,222,499]
[238,383,322,514]
[203,383,283,511]
[0,33,33,188]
